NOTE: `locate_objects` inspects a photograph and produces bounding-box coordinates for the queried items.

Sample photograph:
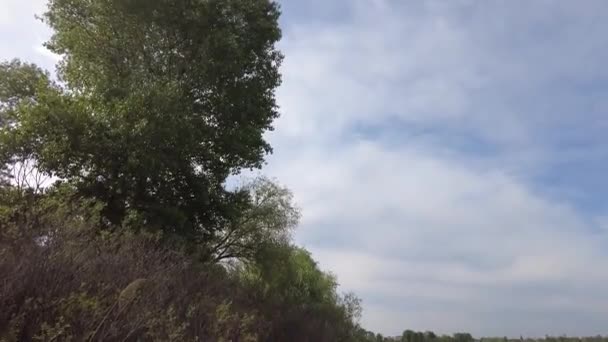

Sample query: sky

[2,0,608,337]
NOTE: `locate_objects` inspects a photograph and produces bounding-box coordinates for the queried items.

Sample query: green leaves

[0,60,50,117]
[208,177,300,262]
[2,0,283,239]
[0,3,372,341]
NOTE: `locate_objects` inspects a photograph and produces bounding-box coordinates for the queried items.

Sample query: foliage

[208,176,300,262]
[237,243,363,341]
[0,190,362,341]
[0,188,248,341]
[1,0,283,241]
[1,1,365,341]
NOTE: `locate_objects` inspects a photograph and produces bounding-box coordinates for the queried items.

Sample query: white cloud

[266,137,608,336]
[264,0,608,336]
[0,0,55,70]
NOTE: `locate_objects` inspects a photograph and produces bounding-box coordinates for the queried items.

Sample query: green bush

[0,189,363,341]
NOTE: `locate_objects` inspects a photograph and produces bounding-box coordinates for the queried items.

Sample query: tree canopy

[1,0,283,242]
[0,1,375,340]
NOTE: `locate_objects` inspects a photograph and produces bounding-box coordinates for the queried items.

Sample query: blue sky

[2,0,608,337]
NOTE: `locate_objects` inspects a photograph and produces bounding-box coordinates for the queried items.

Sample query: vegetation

[2,0,283,245]
[1,0,606,341]
[0,185,362,341]
[353,330,608,342]
[0,0,364,340]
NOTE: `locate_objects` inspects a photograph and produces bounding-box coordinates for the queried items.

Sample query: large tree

[0,0,283,241]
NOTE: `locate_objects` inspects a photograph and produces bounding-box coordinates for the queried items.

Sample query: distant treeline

[483,337,608,342]
[354,330,608,342]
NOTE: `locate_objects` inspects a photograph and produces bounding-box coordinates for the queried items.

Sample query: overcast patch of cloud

[263,136,608,336]
[273,0,608,172]
[0,0,55,70]
[265,0,608,336]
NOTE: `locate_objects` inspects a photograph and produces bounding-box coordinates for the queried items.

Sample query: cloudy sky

[2,0,608,337]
